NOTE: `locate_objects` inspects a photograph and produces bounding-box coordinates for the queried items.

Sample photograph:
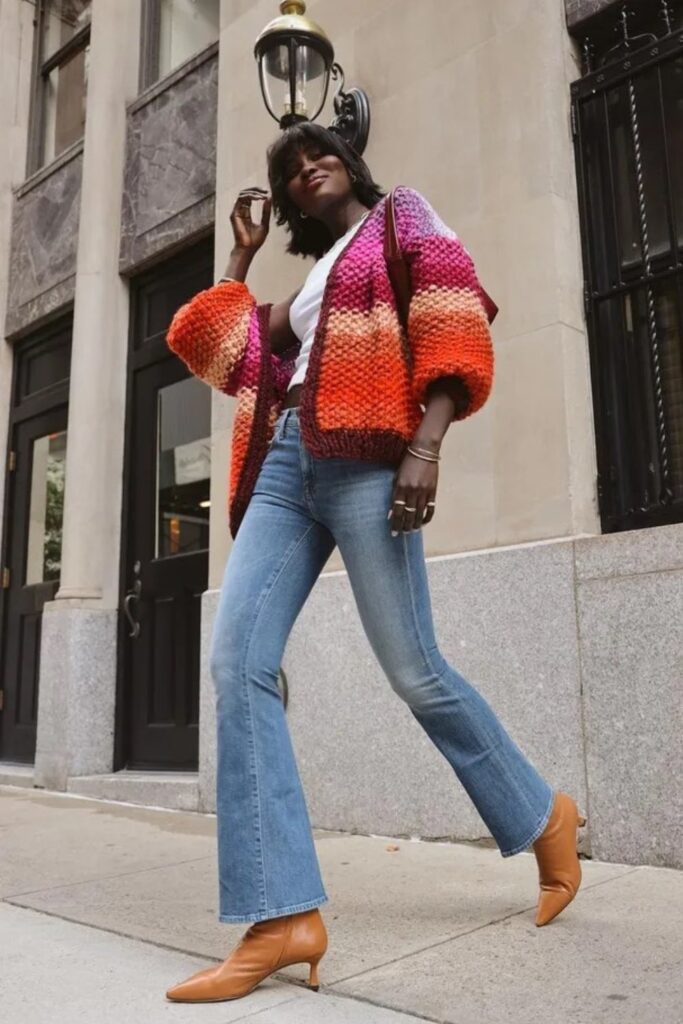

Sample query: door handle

[124,578,142,639]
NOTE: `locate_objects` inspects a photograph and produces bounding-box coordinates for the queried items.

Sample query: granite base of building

[27,524,683,871]
[34,603,118,791]
[198,588,219,815]
[199,522,683,870]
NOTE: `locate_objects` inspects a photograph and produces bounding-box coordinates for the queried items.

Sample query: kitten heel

[308,957,323,992]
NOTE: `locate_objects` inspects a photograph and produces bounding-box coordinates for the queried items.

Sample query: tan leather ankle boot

[165,907,327,1002]
[532,791,587,926]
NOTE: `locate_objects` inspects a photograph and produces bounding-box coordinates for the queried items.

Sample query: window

[28,1,91,174]
[571,6,683,532]
[140,0,219,90]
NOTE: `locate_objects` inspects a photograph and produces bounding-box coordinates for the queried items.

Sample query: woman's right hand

[230,187,272,255]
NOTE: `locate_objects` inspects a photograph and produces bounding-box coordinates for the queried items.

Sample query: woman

[164,123,587,1004]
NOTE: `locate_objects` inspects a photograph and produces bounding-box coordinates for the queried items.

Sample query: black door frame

[0,314,72,762]
[114,233,214,772]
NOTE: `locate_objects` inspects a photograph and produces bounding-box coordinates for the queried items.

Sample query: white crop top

[287,210,370,390]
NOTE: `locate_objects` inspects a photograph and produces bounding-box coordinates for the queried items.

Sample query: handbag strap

[384,188,412,333]
[383,186,499,327]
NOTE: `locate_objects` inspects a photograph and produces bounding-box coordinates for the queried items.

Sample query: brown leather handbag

[383,187,499,332]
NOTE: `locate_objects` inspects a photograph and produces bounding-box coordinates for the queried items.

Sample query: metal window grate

[571,4,683,531]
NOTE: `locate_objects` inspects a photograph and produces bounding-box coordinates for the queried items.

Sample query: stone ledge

[126,40,218,116]
[574,521,683,581]
[0,764,35,789]
[12,137,84,200]
[66,771,199,812]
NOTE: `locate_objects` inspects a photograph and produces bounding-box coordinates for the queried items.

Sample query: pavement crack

[228,995,308,1022]
[1,901,227,963]
[0,853,213,900]
[312,986,443,1023]
[327,868,642,989]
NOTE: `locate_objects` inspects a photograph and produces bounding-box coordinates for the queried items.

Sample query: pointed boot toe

[165,907,328,1003]
[535,882,579,927]
[166,965,219,1002]
[532,791,587,927]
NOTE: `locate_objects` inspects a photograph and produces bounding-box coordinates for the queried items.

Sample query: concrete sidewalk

[1,785,682,1024]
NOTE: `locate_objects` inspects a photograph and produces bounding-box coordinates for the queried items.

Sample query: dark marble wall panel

[120,46,217,274]
[5,148,81,339]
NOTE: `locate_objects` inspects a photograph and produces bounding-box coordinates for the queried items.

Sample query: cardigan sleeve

[165,279,296,399]
[396,187,494,422]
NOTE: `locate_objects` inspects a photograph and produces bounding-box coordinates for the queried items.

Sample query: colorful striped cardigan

[166,185,494,538]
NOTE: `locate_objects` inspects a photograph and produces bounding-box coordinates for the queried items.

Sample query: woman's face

[283,143,354,218]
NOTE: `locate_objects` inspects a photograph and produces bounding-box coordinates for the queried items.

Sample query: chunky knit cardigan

[166,185,494,538]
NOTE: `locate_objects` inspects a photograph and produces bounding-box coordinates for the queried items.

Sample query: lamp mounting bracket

[328,63,370,155]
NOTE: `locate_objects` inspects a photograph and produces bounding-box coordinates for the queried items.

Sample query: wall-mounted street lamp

[254,0,371,154]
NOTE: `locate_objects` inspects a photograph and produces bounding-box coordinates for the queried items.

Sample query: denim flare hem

[218,894,329,925]
[498,787,557,858]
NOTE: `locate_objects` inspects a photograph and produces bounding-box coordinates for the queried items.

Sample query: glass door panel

[156,377,210,559]
[26,430,67,585]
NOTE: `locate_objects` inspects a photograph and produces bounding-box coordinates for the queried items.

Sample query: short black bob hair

[266,122,387,260]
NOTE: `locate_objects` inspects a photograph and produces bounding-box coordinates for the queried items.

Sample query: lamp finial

[280,1,306,15]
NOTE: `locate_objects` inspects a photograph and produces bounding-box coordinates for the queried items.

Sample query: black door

[118,237,213,770]
[0,324,71,762]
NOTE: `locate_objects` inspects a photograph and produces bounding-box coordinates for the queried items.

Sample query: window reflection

[26,431,67,585]
[158,0,219,80]
[41,0,91,60]
[40,1,91,164]
[157,377,210,558]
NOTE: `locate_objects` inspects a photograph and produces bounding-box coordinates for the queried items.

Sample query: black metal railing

[571,2,683,531]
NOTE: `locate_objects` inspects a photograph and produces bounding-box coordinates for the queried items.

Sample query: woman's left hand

[388,452,438,534]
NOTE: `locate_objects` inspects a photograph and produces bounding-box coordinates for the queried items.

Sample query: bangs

[268,123,349,189]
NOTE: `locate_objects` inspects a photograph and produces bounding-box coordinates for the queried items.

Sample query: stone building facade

[0,0,681,869]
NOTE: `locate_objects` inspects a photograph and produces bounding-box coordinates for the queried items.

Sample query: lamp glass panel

[262,43,292,119]
[295,43,326,119]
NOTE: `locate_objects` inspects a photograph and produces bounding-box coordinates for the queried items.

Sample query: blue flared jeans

[210,405,555,923]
